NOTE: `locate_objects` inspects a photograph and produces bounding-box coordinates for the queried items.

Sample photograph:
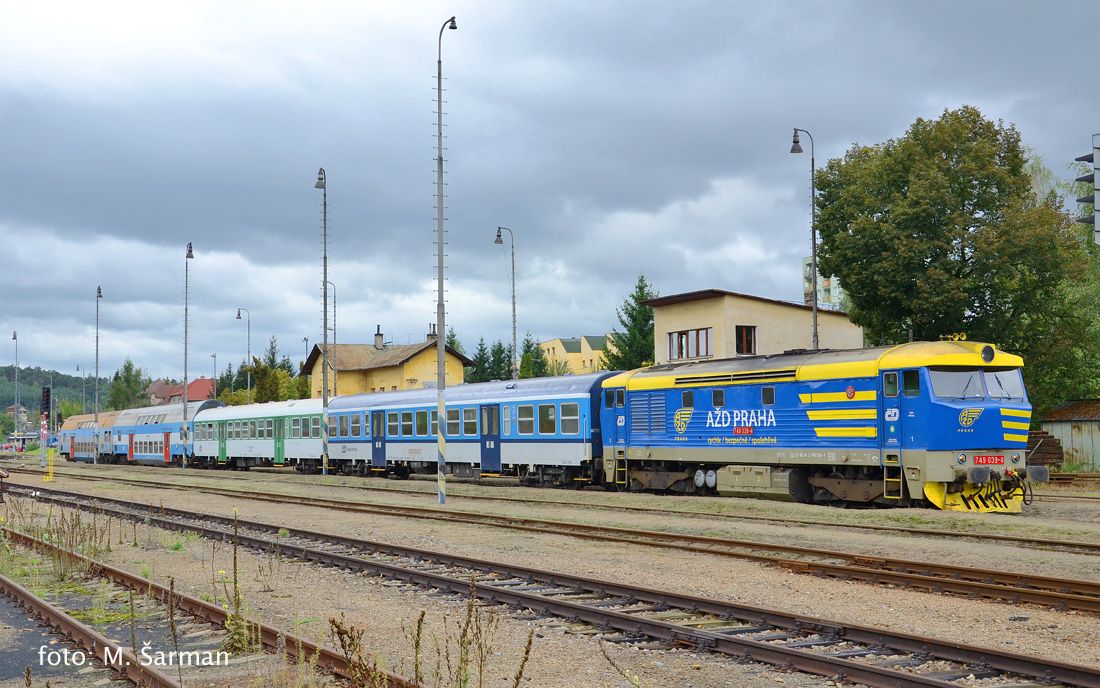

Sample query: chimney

[427,323,438,342]
[374,325,384,349]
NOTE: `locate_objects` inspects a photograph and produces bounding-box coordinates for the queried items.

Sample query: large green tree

[815,105,1100,414]
[488,341,512,381]
[108,359,151,410]
[603,275,657,370]
[467,338,491,383]
[518,332,549,379]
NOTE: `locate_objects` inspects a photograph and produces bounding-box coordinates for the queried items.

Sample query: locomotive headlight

[957,453,967,464]
[1011,452,1021,464]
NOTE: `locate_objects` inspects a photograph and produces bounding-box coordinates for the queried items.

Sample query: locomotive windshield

[928,366,1025,400]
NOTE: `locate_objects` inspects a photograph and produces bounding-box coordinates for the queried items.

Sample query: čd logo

[958,408,983,427]
[674,408,693,434]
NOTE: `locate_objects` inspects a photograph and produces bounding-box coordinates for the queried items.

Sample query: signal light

[1075,133,1099,245]
[41,387,51,419]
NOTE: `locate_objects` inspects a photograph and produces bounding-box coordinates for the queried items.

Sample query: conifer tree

[603,275,657,370]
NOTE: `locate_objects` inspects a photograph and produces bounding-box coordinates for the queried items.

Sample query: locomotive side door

[371,411,386,468]
[881,371,904,500]
[480,404,501,474]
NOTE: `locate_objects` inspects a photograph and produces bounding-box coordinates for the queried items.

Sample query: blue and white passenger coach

[327,373,615,483]
[599,341,1046,513]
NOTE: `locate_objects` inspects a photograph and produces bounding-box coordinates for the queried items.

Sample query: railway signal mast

[1076,133,1099,245]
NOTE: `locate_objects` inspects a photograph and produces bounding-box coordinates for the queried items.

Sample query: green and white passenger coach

[191,398,323,469]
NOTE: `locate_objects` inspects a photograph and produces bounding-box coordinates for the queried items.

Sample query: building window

[735,325,756,355]
[667,327,711,360]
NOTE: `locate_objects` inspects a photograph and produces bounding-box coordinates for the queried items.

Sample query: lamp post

[790,128,819,350]
[183,243,194,467]
[235,308,251,403]
[302,336,309,360]
[315,167,330,476]
[94,286,102,464]
[434,15,458,505]
[494,226,518,380]
[211,353,217,398]
[11,331,18,438]
[326,280,337,394]
[76,364,86,414]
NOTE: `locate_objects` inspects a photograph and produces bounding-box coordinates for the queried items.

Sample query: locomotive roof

[329,372,617,412]
[195,397,323,421]
[603,341,1023,389]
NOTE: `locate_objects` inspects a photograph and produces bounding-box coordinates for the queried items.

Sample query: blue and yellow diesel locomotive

[599,340,1045,512]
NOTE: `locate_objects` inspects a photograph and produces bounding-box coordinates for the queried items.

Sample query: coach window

[681,391,694,408]
[615,389,625,408]
[762,387,775,406]
[415,410,428,436]
[502,406,511,435]
[311,416,321,438]
[604,390,615,408]
[401,411,414,437]
[291,417,300,439]
[352,415,362,437]
[491,406,500,435]
[883,372,899,397]
[371,413,382,437]
[339,415,349,438]
[518,405,535,435]
[561,403,580,434]
[538,405,557,434]
[430,411,439,436]
[463,407,477,435]
[447,409,461,436]
[387,413,399,437]
[267,420,275,438]
[903,370,921,397]
[712,389,725,408]
[328,416,337,438]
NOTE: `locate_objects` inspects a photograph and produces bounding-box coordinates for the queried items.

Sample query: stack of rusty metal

[1026,430,1064,466]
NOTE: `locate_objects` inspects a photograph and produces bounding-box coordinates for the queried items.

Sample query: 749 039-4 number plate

[973,455,1005,465]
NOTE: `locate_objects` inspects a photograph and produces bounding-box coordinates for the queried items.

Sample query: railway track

[6,484,1099,688]
[0,570,181,687]
[11,462,1097,555]
[1,526,415,687]
[7,471,1100,615]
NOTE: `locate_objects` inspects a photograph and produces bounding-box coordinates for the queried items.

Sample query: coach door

[274,419,285,465]
[480,404,501,474]
[371,412,386,468]
[127,434,135,462]
[70,437,75,459]
[163,432,171,463]
[218,422,227,464]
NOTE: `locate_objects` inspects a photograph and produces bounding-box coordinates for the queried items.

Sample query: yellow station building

[304,330,472,397]
[540,335,612,374]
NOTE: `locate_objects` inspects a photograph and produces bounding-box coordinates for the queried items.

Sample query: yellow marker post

[44,448,54,482]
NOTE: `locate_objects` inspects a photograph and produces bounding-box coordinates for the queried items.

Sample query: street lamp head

[447,16,457,29]
[10,331,15,341]
[494,227,503,245]
[790,129,803,155]
[314,167,326,189]
[236,308,242,320]
[186,242,194,259]
[96,286,102,299]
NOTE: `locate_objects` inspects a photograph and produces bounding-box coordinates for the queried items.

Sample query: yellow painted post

[45,448,54,482]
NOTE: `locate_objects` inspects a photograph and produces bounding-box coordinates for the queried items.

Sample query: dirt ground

[3,462,1099,687]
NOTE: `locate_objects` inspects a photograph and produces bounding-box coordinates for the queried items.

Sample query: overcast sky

[1,0,1096,380]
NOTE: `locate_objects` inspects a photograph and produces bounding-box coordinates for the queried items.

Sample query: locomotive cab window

[604,390,615,408]
[681,391,693,408]
[884,372,899,397]
[903,370,921,397]
[615,389,625,407]
[761,386,775,406]
[711,389,725,408]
